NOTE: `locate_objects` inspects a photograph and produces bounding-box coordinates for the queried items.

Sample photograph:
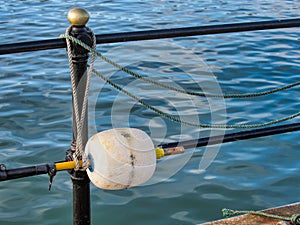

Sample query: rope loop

[59,33,300,99]
[291,214,300,225]
[222,208,236,217]
[60,34,300,129]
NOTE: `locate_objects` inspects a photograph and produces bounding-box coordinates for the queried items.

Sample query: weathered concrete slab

[200,202,300,225]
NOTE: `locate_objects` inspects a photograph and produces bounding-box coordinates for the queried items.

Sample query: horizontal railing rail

[0,18,300,55]
[158,122,300,149]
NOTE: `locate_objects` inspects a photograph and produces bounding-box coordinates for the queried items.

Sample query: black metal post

[65,8,92,225]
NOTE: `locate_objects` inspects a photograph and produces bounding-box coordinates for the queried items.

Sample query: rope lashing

[60,34,300,129]
[65,26,96,170]
[222,208,300,225]
[59,34,300,99]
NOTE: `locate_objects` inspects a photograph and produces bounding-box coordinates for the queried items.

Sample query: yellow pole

[55,160,82,171]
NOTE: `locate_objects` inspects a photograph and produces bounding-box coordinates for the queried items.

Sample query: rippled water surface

[1,1,300,225]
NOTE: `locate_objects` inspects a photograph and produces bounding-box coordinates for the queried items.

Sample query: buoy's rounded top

[68,8,90,26]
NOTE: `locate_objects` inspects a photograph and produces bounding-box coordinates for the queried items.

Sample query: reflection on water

[0,0,300,224]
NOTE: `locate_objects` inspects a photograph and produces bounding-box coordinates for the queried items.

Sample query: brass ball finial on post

[68,8,90,26]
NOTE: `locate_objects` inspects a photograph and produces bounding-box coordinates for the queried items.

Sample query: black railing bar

[0,39,65,55]
[0,18,300,55]
[0,163,54,182]
[96,18,300,44]
[158,122,300,149]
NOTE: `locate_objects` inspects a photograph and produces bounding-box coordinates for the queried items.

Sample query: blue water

[1,1,300,224]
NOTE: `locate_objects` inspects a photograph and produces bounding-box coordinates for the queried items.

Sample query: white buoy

[85,128,156,190]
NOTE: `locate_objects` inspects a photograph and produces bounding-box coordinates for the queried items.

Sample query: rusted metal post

[66,8,92,225]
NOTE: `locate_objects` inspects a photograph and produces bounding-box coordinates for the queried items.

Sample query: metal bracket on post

[65,8,92,225]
